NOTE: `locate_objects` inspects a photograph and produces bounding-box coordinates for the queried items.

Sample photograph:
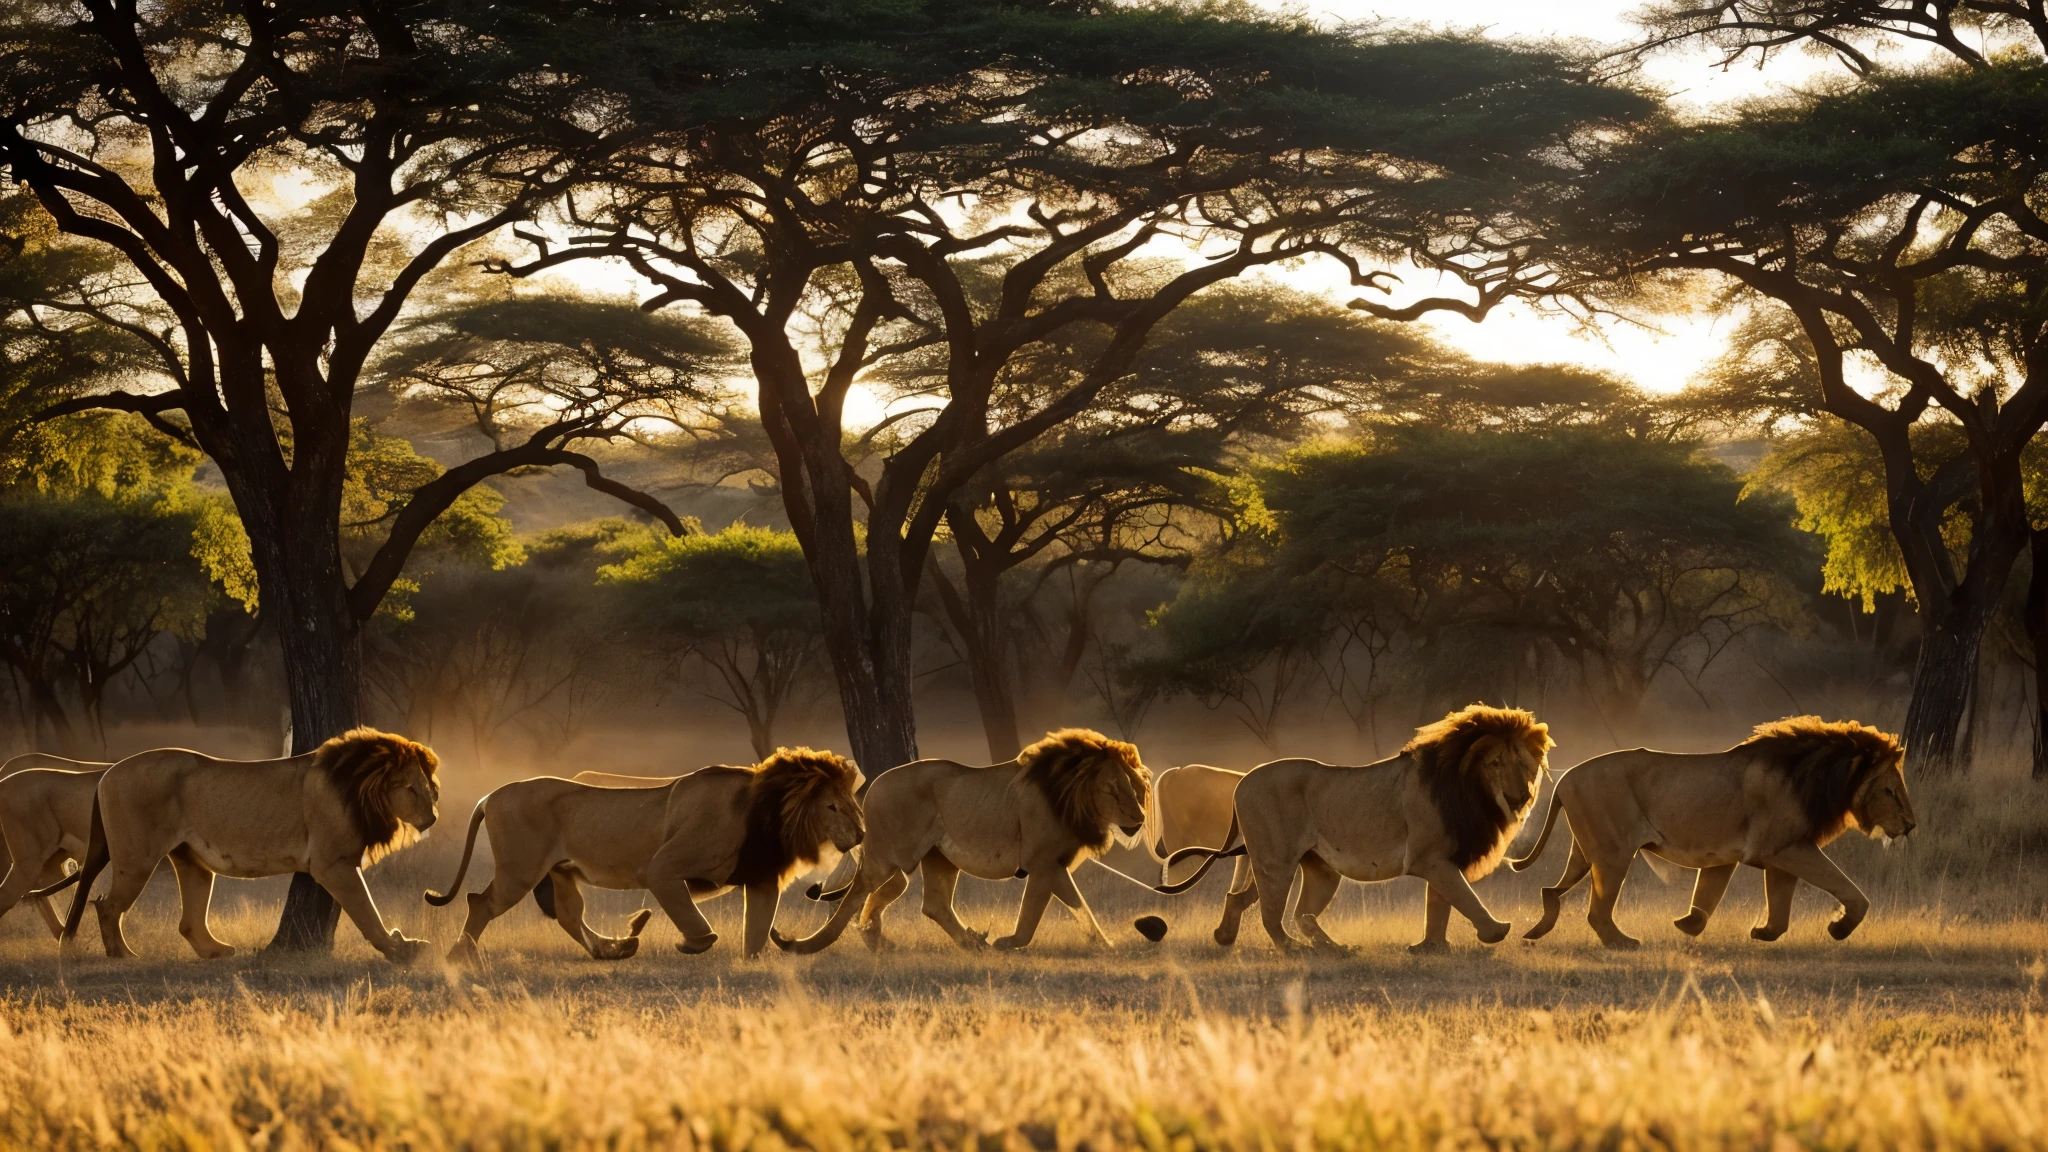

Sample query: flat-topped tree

[0,0,715,949]
[508,0,1649,773]
[1355,7,2048,776]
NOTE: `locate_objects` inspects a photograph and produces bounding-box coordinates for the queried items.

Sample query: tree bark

[2027,530,2048,780]
[929,556,1023,762]
[1901,607,1985,778]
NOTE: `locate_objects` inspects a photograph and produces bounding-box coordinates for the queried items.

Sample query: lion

[774,728,1151,954]
[0,754,107,936]
[1512,716,1914,948]
[43,730,441,962]
[1170,705,1554,952]
[425,748,863,962]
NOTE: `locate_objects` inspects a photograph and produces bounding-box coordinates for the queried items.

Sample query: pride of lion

[0,707,1917,964]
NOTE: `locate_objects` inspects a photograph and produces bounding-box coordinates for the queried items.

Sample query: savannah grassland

[1,760,2046,1152]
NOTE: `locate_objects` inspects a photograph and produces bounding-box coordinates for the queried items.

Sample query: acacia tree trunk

[1902,598,1992,778]
[929,556,1023,762]
[2027,530,2048,780]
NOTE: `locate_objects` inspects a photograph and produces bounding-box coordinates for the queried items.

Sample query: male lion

[1513,716,1914,948]
[426,748,863,962]
[0,755,107,936]
[774,728,1151,954]
[47,730,441,962]
[1174,704,1554,952]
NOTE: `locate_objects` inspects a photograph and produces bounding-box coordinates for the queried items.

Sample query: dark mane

[1738,716,1904,842]
[312,728,440,864]
[729,747,863,886]
[1405,704,1553,878]
[1017,728,1151,852]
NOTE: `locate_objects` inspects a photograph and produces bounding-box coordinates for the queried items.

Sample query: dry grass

[0,766,2043,1150]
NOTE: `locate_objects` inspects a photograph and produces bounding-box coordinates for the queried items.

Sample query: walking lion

[1513,716,1914,948]
[0,755,106,936]
[774,728,1151,953]
[426,748,863,962]
[46,730,441,962]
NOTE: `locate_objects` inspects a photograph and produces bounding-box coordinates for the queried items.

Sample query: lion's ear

[1523,725,1554,762]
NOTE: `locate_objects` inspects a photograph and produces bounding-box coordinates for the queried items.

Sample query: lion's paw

[1475,919,1512,945]
[444,935,482,968]
[1600,934,1643,952]
[991,934,1028,951]
[1673,911,1711,937]
[1750,924,1786,942]
[589,936,641,961]
[676,933,719,955]
[1407,938,1451,956]
[1827,916,1861,941]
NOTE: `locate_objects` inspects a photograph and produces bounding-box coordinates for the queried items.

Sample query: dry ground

[0,809,2043,1152]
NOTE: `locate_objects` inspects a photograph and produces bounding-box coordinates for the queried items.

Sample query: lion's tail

[424,796,490,906]
[56,795,106,941]
[1509,782,1563,872]
[1153,813,1243,895]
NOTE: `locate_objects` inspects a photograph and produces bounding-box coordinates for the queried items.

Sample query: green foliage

[1142,428,1815,731]
[601,525,817,640]
[340,421,523,615]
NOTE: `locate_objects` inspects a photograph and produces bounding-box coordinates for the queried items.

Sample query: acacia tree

[509,0,1647,772]
[922,285,1447,759]
[1376,6,2048,774]
[0,0,713,948]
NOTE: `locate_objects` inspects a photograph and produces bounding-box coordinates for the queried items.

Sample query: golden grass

[0,762,2042,1150]
[1,881,2044,1152]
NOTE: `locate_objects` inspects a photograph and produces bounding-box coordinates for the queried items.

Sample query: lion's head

[1018,728,1152,853]
[730,747,865,886]
[313,728,441,865]
[1406,704,1554,879]
[1741,717,1914,843]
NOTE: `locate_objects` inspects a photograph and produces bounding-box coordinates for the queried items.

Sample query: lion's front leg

[1411,861,1511,946]
[1048,865,1113,949]
[993,870,1057,950]
[741,880,781,958]
[311,859,429,965]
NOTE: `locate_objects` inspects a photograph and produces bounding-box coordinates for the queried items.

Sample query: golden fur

[427,748,864,963]
[1738,717,1907,844]
[318,729,442,865]
[774,728,1153,954]
[1514,715,1915,948]
[1407,705,1559,879]
[53,730,441,962]
[1019,729,1152,854]
[1182,704,1553,952]
[0,755,106,937]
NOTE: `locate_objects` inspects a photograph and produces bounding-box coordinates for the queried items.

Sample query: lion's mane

[1018,728,1152,853]
[1739,716,1905,843]
[1405,704,1554,878]
[314,728,441,865]
[730,747,864,886]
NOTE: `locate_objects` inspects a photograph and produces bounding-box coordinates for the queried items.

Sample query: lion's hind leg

[1213,856,1258,947]
[1524,836,1591,940]
[1674,862,1736,937]
[859,870,911,952]
[447,868,539,966]
[548,870,648,961]
[917,852,987,949]
[1582,842,1642,950]
[0,850,66,937]
[1293,854,1346,950]
[168,846,234,959]
[93,859,154,960]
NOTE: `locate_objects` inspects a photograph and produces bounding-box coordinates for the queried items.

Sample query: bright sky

[1257,1,1834,393]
